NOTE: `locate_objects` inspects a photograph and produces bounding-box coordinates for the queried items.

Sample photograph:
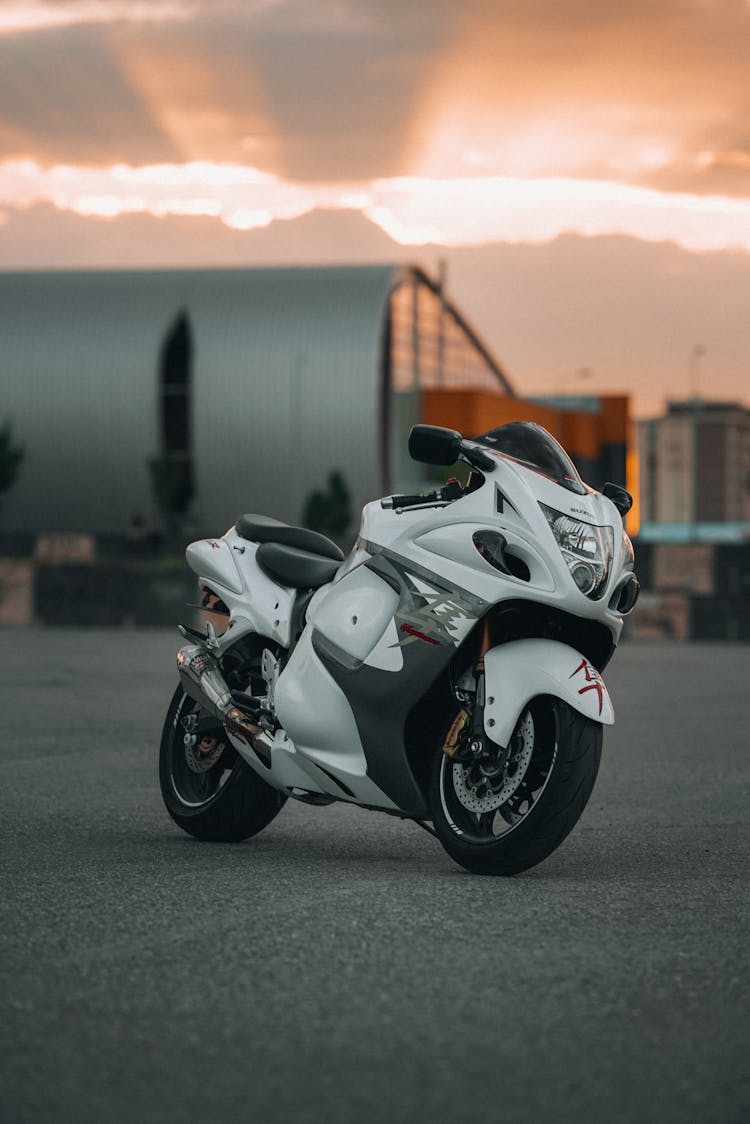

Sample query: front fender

[483,639,614,747]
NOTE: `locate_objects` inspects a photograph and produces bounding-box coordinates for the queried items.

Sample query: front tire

[159,686,287,842]
[429,696,601,875]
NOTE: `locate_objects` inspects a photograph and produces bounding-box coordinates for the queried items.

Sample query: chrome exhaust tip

[176,643,273,757]
[177,643,233,718]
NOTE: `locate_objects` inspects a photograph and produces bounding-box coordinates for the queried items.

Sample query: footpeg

[231,690,262,710]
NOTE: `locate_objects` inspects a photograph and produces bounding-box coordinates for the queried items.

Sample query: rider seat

[256,542,341,589]
[235,513,344,562]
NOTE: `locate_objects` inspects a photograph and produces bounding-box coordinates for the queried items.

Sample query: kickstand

[412,818,437,838]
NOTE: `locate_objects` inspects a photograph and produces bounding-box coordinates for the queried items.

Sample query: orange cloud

[409,0,750,196]
[1,1,750,226]
[113,19,280,168]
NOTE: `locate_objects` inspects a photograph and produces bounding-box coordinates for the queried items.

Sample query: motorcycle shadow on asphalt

[147,814,720,883]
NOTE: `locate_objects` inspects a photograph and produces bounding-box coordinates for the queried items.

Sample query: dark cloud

[1,0,750,193]
[0,1,459,174]
[0,199,397,266]
[238,4,460,179]
[0,23,180,163]
[399,0,750,194]
[119,0,462,179]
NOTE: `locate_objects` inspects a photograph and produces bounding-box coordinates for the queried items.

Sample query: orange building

[419,390,636,532]
[386,266,636,530]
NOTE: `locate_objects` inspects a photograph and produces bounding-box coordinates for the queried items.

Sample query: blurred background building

[638,400,750,536]
[634,399,750,640]
[1,263,630,537]
[4,262,748,638]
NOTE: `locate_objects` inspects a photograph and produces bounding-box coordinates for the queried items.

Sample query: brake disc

[452,710,534,813]
[185,734,225,773]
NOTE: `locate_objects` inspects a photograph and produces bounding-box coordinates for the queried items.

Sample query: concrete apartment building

[635,400,750,640]
[639,400,750,531]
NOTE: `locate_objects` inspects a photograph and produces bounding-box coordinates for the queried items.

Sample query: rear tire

[159,686,287,842]
[429,696,601,875]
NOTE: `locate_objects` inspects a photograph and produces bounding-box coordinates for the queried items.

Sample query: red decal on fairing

[569,658,605,715]
[400,623,440,646]
[208,541,220,549]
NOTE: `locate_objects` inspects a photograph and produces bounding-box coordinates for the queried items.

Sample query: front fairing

[358,447,628,645]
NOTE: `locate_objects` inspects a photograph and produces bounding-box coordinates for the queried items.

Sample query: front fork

[443,624,510,772]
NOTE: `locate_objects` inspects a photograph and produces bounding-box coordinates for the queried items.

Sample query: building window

[388,271,512,394]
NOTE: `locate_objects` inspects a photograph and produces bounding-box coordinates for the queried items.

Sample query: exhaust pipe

[176,643,273,753]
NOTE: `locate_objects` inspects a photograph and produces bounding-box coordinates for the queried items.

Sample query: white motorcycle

[159,421,638,875]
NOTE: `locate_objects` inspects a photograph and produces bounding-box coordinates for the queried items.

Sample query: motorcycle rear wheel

[429,696,601,876]
[159,686,287,842]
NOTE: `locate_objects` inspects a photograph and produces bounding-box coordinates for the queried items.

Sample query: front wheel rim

[438,700,558,845]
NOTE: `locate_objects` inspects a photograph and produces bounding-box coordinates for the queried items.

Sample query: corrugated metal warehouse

[1,264,512,537]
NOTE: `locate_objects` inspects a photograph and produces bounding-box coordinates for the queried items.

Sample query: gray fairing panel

[312,548,488,814]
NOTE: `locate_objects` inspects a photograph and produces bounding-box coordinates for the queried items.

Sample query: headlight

[540,504,614,600]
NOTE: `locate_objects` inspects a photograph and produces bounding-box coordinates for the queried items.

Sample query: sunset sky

[1,0,749,414]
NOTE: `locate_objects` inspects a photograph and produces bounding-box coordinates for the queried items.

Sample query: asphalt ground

[0,630,748,1124]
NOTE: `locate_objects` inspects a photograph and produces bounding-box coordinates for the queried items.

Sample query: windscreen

[474,421,587,495]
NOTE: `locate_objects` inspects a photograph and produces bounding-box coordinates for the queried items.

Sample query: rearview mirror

[602,482,633,516]
[408,424,463,466]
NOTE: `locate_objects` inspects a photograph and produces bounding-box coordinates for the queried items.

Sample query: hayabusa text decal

[363,546,487,652]
[393,587,477,649]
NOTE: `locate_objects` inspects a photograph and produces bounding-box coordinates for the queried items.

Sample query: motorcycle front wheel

[429,696,602,876]
[159,686,287,842]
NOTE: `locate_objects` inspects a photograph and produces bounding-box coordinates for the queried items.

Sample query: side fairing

[311,547,488,812]
[310,565,400,662]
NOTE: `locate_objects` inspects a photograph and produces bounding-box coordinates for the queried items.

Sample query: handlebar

[381,490,438,510]
[381,478,463,511]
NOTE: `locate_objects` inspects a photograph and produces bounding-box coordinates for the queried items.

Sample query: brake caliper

[442,708,471,759]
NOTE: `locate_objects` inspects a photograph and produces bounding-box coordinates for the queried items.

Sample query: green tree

[302,470,352,540]
[0,420,24,509]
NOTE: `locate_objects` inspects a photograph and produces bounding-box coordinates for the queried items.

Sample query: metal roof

[1,265,400,535]
[1,263,514,537]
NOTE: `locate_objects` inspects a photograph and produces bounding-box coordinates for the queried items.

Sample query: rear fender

[186,533,296,649]
[186,537,242,594]
[483,638,614,747]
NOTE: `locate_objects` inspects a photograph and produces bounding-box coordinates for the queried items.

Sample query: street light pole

[554,366,593,394]
[689,344,705,401]
[689,345,705,537]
